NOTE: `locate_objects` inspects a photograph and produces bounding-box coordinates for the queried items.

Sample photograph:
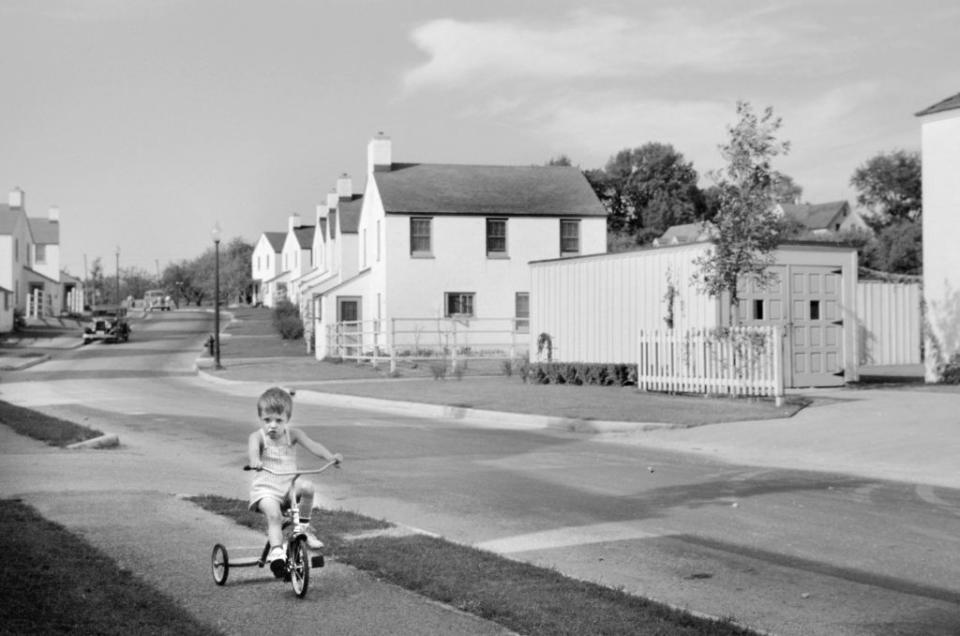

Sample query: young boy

[248,387,342,575]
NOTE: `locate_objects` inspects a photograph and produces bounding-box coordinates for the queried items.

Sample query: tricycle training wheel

[289,537,310,598]
[211,543,229,585]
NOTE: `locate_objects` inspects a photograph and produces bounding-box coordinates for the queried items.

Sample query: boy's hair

[257,387,293,419]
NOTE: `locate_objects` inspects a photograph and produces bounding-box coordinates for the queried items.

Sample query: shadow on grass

[0,400,103,446]
[0,498,219,635]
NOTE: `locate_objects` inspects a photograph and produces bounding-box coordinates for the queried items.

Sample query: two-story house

[297,176,363,350]
[309,133,608,359]
[775,201,870,235]
[251,231,285,307]
[279,215,315,307]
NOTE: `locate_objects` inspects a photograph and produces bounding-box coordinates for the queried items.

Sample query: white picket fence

[637,327,784,400]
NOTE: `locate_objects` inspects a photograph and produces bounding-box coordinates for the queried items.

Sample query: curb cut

[67,434,120,449]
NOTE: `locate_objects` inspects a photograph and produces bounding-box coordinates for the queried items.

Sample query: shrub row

[524,362,637,386]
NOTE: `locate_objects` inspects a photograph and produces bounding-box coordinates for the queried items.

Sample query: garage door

[737,265,844,387]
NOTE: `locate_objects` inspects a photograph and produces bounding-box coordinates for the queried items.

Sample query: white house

[297,175,362,350]
[251,231,285,307]
[0,189,34,331]
[775,201,870,236]
[917,90,960,381]
[529,241,860,388]
[281,215,315,306]
[310,133,608,360]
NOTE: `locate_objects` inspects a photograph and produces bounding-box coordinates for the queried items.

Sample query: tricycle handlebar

[243,459,340,476]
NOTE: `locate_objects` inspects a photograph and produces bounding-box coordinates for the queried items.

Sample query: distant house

[251,231,285,307]
[307,133,608,360]
[652,221,716,246]
[281,217,315,306]
[917,90,960,381]
[775,201,870,235]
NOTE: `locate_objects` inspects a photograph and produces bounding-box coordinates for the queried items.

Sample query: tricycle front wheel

[211,543,229,585]
[289,537,310,598]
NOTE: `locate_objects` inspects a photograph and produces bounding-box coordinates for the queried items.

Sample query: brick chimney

[288,213,301,231]
[337,173,353,200]
[8,187,24,209]
[367,132,392,173]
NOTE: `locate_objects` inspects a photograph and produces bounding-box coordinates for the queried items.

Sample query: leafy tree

[864,219,922,274]
[771,171,803,204]
[120,266,155,301]
[86,257,105,306]
[545,155,573,167]
[850,149,921,229]
[693,101,790,318]
[587,143,703,243]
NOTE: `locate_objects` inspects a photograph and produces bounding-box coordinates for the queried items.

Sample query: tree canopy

[693,101,790,314]
[850,149,922,229]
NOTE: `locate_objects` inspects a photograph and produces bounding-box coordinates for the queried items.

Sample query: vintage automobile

[82,306,131,344]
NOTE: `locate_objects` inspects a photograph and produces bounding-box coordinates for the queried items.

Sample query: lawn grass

[189,495,758,636]
[0,498,220,636]
[0,399,103,446]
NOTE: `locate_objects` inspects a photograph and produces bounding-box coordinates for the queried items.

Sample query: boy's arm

[291,428,342,463]
[247,431,263,468]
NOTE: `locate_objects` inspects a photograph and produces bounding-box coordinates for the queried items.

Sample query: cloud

[403,8,810,91]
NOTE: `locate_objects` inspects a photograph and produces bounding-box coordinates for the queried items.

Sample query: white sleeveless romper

[249,428,298,511]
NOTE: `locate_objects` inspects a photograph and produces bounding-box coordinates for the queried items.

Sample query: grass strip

[0,498,221,635]
[190,496,757,636]
[0,399,103,446]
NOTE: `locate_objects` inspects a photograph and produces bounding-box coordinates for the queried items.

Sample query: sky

[1,0,957,278]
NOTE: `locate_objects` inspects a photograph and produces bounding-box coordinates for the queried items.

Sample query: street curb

[67,434,120,449]
[195,367,673,433]
[0,353,51,371]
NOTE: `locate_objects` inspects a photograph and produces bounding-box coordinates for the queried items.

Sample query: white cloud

[403,8,810,91]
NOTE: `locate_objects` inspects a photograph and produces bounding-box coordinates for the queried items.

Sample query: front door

[337,297,361,358]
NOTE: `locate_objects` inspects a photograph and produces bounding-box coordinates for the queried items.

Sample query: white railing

[325,317,530,371]
[637,327,784,401]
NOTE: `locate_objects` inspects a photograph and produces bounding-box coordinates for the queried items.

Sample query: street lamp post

[115,246,121,321]
[212,223,223,370]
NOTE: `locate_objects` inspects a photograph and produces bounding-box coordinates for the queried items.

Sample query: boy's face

[260,411,290,439]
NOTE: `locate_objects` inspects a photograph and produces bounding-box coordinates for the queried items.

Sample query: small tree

[694,101,789,321]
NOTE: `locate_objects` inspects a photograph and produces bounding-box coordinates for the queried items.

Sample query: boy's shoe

[268,546,285,578]
[297,524,324,550]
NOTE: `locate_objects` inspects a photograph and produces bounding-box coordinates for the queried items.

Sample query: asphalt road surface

[6,310,960,636]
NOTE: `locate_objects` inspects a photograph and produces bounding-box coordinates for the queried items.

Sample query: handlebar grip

[243,465,258,471]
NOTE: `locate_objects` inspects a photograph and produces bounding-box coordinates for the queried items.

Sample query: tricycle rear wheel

[211,543,229,585]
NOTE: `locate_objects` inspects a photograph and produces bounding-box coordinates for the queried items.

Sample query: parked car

[82,306,131,344]
[144,289,171,311]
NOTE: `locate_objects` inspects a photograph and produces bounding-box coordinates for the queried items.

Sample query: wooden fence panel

[637,327,784,399]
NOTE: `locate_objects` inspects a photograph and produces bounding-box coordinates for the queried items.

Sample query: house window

[35,244,46,264]
[486,218,507,257]
[411,217,432,256]
[560,219,580,255]
[445,292,475,317]
[14,238,19,263]
[753,299,764,320]
[515,292,529,333]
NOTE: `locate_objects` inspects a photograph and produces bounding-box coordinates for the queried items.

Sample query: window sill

[560,251,580,258]
[486,253,510,260]
[411,253,435,259]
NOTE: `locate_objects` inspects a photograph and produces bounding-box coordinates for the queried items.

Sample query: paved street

[3,310,960,635]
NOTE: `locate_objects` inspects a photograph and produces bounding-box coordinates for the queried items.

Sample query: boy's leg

[257,497,284,549]
[294,480,323,549]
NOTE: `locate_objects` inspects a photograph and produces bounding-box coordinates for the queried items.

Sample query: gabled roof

[0,204,29,235]
[338,195,363,233]
[293,226,314,249]
[263,231,285,252]
[654,221,716,245]
[28,217,59,244]
[916,91,960,117]
[373,163,606,217]
[779,201,849,230]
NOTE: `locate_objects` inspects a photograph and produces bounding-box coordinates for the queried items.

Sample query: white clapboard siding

[855,281,921,365]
